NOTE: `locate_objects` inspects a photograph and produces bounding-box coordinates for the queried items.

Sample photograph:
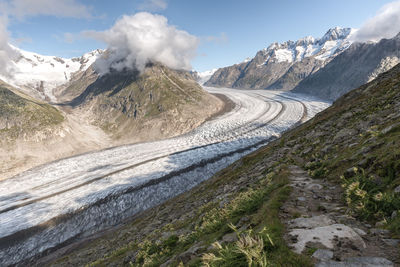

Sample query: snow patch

[259,27,356,64]
[197,68,218,85]
[0,46,103,101]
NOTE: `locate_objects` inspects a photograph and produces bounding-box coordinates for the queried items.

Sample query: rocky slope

[46,68,400,266]
[293,33,400,100]
[0,80,64,141]
[60,62,222,143]
[205,27,355,90]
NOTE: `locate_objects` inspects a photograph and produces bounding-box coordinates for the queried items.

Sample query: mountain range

[205,27,400,101]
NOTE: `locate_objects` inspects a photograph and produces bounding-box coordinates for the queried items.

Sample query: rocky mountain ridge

[205,27,355,90]
[206,28,400,102]
[293,32,400,100]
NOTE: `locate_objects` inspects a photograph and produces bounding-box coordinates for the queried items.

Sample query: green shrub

[340,167,400,221]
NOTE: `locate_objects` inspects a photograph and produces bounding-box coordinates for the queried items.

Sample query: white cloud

[352,1,400,42]
[9,0,93,19]
[205,32,229,44]
[85,12,199,74]
[63,32,77,43]
[0,16,19,77]
[138,0,167,12]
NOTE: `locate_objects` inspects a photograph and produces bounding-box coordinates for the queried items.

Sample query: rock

[375,221,386,227]
[175,243,205,264]
[301,147,312,156]
[394,185,400,194]
[312,249,334,261]
[360,146,372,155]
[288,224,366,253]
[352,228,367,236]
[222,232,237,243]
[297,197,306,202]
[237,216,250,226]
[357,158,369,168]
[289,215,335,229]
[316,257,394,267]
[341,112,353,120]
[391,210,398,219]
[333,129,357,142]
[370,228,390,236]
[348,143,358,148]
[382,239,400,247]
[381,122,400,135]
[321,145,332,154]
[160,258,174,267]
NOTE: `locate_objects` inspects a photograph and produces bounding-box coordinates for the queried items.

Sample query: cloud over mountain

[353,0,400,42]
[0,16,19,77]
[85,12,198,74]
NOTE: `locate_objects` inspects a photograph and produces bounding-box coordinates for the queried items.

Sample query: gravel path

[281,165,399,266]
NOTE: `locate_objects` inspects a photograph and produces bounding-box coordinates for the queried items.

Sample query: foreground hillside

[48,65,400,266]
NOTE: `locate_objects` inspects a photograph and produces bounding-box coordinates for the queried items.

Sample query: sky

[1,0,400,72]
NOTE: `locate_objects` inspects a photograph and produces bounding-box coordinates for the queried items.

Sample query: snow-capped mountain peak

[260,27,356,64]
[0,46,103,101]
[196,68,218,85]
[319,27,353,43]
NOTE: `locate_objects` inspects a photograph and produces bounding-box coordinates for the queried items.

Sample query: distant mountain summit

[206,27,356,90]
[262,27,354,63]
[0,46,103,101]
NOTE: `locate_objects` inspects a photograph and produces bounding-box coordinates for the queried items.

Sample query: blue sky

[4,0,398,71]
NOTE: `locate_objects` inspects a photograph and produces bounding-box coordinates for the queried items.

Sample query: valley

[1,2,399,266]
[0,87,329,266]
